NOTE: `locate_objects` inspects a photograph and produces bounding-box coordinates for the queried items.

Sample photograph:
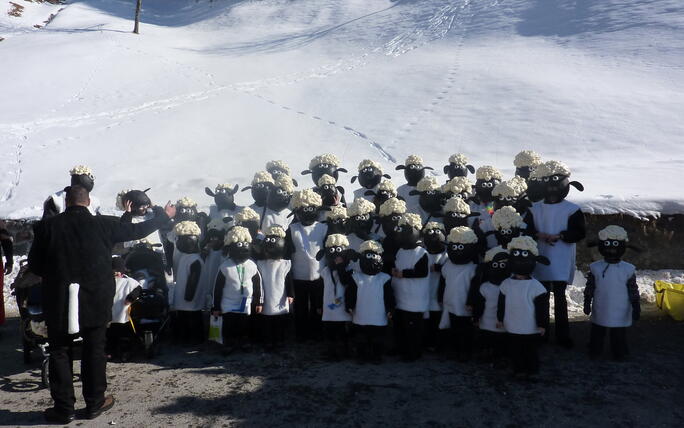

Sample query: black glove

[583,301,591,315]
[632,304,640,321]
[4,262,12,275]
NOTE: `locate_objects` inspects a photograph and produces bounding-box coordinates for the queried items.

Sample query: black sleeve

[284,228,295,260]
[0,229,13,265]
[560,209,586,243]
[627,273,640,320]
[466,265,485,308]
[522,210,537,237]
[285,270,294,298]
[109,208,170,243]
[497,292,506,323]
[183,260,202,301]
[584,272,596,312]
[437,274,446,304]
[213,271,225,311]
[252,273,263,305]
[125,285,143,303]
[471,285,486,320]
[344,275,358,313]
[27,221,46,277]
[383,279,395,312]
[41,197,59,220]
[120,211,134,223]
[534,294,547,328]
[402,253,428,278]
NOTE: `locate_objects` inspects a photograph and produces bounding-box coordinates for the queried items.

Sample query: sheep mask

[357,240,384,275]
[443,154,475,179]
[483,246,510,285]
[176,197,200,223]
[266,160,298,185]
[446,226,479,264]
[474,166,503,204]
[302,154,348,185]
[395,213,423,249]
[121,188,152,216]
[541,161,584,204]
[314,174,344,207]
[443,197,480,233]
[262,225,287,260]
[234,207,261,239]
[69,165,95,192]
[422,222,446,254]
[395,155,434,187]
[492,177,527,211]
[505,236,550,276]
[205,183,239,211]
[225,226,253,263]
[586,225,641,263]
[291,189,323,226]
[378,198,407,239]
[352,159,391,190]
[315,234,352,268]
[174,221,202,254]
[324,206,348,235]
[490,206,526,248]
[242,171,274,207]
[268,176,295,212]
[347,198,376,238]
[365,180,397,210]
[409,176,444,216]
[513,150,542,180]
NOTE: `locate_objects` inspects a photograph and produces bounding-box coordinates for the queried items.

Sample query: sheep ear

[222,216,233,224]
[627,244,642,253]
[351,176,358,184]
[409,190,420,196]
[232,184,239,194]
[395,165,406,171]
[205,187,216,197]
[536,255,551,266]
[382,174,392,179]
[292,179,299,187]
[443,165,450,174]
[423,166,434,171]
[337,168,348,174]
[587,240,599,248]
[570,181,584,192]
[315,249,326,261]
[143,188,151,193]
[336,186,345,195]
[241,186,252,192]
[397,196,406,202]
[467,165,475,174]
[301,170,312,175]
[348,250,361,262]
[467,212,481,218]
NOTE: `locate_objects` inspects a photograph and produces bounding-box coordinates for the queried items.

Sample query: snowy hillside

[1,0,683,218]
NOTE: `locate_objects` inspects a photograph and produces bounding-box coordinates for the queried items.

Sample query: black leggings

[293,279,323,341]
[222,313,249,347]
[448,314,473,360]
[589,324,629,359]
[394,309,424,361]
[508,333,540,374]
[354,325,386,360]
[263,314,289,347]
[540,281,570,342]
[173,310,203,345]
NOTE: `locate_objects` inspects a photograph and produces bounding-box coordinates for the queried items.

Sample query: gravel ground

[0,305,682,427]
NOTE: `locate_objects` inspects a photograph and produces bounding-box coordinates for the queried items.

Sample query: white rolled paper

[68,283,80,334]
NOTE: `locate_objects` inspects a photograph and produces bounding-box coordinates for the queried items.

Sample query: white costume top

[353,186,376,202]
[199,249,225,310]
[217,259,260,314]
[478,281,505,333]
[351,271,391,326]
[321,266,352,322]
[111,276,140,324]
[289,222,327,281]
[589,260,636,328]
[469,202,497,249]
[499,277,546,335]
[441,261,477,317]
[257,259,292,316]
[261,207,292,230]
[123,211,163,250]
[209,205,242,229]
[531,200,581,283]
[392,246,430,312]
[171,253,205,311]
[427,252,448,311]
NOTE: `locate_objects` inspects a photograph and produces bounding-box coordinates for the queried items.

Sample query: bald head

[65,185,91,208]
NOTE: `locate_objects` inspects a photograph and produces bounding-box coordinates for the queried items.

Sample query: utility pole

[133,0,142,34]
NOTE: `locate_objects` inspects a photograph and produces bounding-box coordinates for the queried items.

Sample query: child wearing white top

[107,258,142,360]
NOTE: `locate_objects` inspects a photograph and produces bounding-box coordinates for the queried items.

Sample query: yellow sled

[653,281,684,321]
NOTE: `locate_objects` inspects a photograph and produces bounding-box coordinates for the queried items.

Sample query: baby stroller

[12,261,82,388]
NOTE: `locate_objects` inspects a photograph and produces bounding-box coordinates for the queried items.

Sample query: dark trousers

[448,314,474,360]
[540,281,570,343]
[173,310,203,345]
[589,324,629,359]
[106,322,133,357]
[323,321,349,358]
[508,333,539,374]
[293,279,323,341]
[263,314,288,348]
[47,324,107,414]
[479,330,507,361]
[222,313,249,348]
[394,309,424,361]
[354,324,385,361]
[424,311,443,350]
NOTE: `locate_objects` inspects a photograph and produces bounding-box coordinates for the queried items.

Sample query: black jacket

[28,206,170,333]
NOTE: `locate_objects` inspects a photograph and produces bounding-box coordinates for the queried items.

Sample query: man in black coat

[28,185,176,424]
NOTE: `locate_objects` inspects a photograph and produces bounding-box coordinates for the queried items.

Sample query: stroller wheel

[144,330,155,359]
[23,338,32,364]
[41,358,50,389]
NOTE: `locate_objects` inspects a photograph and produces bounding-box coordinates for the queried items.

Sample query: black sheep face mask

[311,163,339,185]
[249,182,272,207]
[515,166,533,179]
[402,163,426,186]
[360,251,383,275]
[423,228,446,254]
[125,190,152,216]
[228,241,251,263]
[447,242,478,264]
[443,211,470,233]
[263,235,286,259]
[475,179,500,203]
[493,195,517,211]
[357,166,383,189]
[325,246,350,267]
[268,167,289,180]
[418,190,444,215]
[238,220,260,239]
[373,189,394,209]
[526,177,546,203]
[176,235,200,254]
[381,214,403,238]
[485,254,510,284]
[326,217,347,235]
[317,183,339,207]
[598,239,626,263]
[349,213,373,236]
[394,224,421,248]
[205,229,225,251]
[543,174,584,204]
[495,227,521,248]
[71,174,95,192]
[267,187,292,211]
[444,163,475,179]
[208,186,238,210]
[176,206,198,222]
[296,205,320,226]
[508,249,549,276]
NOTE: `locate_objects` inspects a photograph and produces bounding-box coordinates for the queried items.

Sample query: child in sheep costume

[437,226,480,362]
[234,207,261,240]
[442,196,482,246]
[170,221,205,345]
[391,213,430,361]
[42,165,101,219]
[205,183,242,228]
[346,198,379,254]
[377,197,407,274]
[422,222,448,351]
[167,196,205,275]
[266,160,296,183]
[497,236,550,378]
[396,155,433,216]
[256,225,294,351]
[352,159,391,202]
[529,160,586,348]
[118,189,165,254]
[343,240,395,363]
[285,189,328,341]
[470,246,509,364]
[212,226,263,353]
[302,153,348,185]
[244,171,275,217]
[410,176,444,224]
[317,234,354,360]
[583,226,639,360]
[513,150,542,180]
[441,176,473,203]
[0,225,13,326]
[526,163,549,203]
[443,153,475,180]
[107,257,142,360]
[324,205,348,236]
[315,174,346,215]
[491,206,529,249]
[262,175,295,230]
[366,180,398,237]
[198,218,229,312]
[470,166,503,250]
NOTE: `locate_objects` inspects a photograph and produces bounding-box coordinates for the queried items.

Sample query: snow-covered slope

[1,0,683,218]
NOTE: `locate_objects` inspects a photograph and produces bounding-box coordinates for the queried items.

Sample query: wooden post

[133,0,142,34]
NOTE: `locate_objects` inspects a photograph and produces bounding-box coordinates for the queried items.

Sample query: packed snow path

[0,0,683,218]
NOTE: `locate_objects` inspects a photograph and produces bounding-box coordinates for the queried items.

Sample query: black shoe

[81,395,115,420]
[44,408,75,424]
